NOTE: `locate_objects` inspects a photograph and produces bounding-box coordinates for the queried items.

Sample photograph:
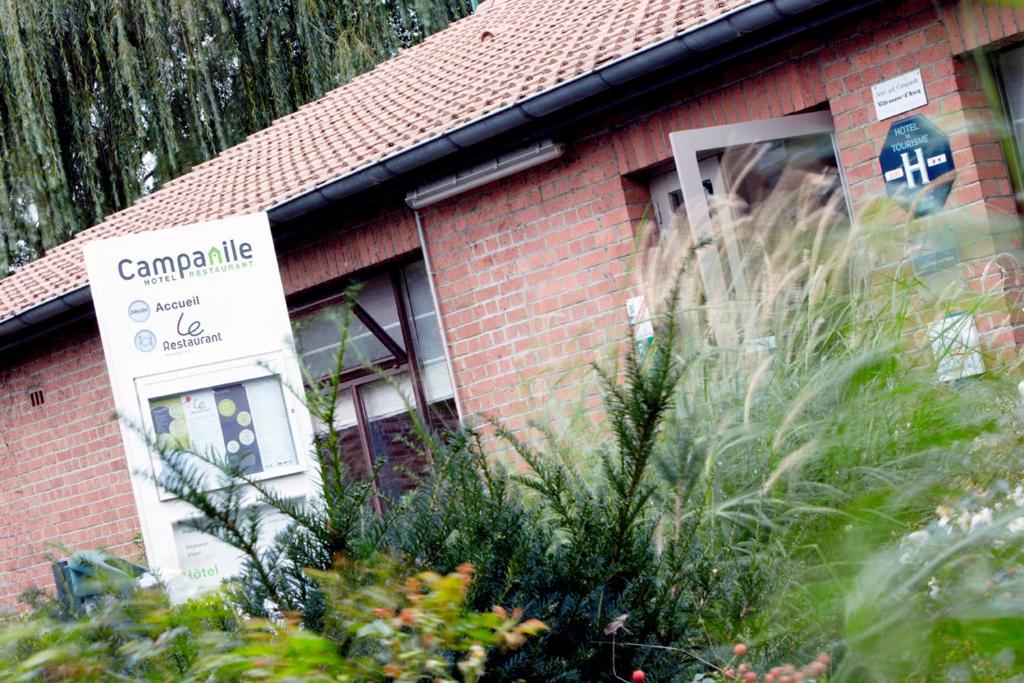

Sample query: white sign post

[871,69,928,121]
[84,213,315,601]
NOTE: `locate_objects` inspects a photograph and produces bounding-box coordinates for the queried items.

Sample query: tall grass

[639,143,1024,678]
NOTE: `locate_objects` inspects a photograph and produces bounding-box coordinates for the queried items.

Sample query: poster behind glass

[149,375,297,476]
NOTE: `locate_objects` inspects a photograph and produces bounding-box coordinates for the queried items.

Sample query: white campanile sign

[84,213,315,600]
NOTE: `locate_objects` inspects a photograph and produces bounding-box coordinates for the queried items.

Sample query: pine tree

[155,296,731,681]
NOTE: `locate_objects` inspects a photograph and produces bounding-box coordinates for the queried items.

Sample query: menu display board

[149,376,297,475]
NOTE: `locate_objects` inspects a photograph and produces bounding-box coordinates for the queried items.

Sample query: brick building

[2,0,1024,606]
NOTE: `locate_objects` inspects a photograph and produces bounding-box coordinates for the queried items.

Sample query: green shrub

[0,560,536,682]
[634,144,1024,679]
[155,295,730,681]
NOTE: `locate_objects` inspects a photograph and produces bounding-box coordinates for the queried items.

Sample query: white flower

[1012,486,1024,508]
[1008,517,1024,535]
[970,507,993,530]
[955,511,972,531]
[906,529,930,544]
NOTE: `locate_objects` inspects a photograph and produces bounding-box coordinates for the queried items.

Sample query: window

[291,259,458,500]
[998,44,1024,206]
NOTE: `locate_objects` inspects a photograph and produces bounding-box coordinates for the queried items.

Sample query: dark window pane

[1000,46,1024,190]
[720,132,842,213]
[400,261,455,404]
[294,272,406,377]
[295,261,461,505]
[313,424,369,481]
[427,397,459,434]
[338,424,369,481]
[368,411,427,498]
[352,272,405,351]
[361,375,430,498]
[401,261,436,320]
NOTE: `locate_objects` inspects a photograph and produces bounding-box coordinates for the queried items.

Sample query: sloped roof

[0,0,754,323]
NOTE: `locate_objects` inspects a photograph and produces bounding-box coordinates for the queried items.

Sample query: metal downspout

[412,208,465,421]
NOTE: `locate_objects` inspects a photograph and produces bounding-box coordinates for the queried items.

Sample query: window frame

[288,255,454,502]
[996,43,1024,215]
[670,111,844,301]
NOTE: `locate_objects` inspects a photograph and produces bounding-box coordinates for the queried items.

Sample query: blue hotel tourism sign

[879,115,955,216]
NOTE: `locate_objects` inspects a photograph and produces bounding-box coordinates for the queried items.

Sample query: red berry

[764,675,776,683]
[744,673,758,683]
[734,643,748,657]
[631,670,645,683]
[816,653,831,666]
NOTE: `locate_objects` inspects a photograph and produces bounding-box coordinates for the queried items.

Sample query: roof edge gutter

[1,0,881,349]
[266,0,879,225]
[0,284,93,354]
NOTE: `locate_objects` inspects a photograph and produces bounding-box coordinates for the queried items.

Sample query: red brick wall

[415,36,844,440]
[823,0,1023,363]
[419,140,639,436]
[279,205,420,295]
[545,0,1024,366]
[941,0,1024,53]
[824,0,1017,216]
[0,321,140,609]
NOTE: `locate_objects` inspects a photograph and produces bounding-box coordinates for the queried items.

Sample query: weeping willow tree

[0,0,471,276]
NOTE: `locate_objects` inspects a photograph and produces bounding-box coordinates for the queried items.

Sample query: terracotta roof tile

[0,0,752,322]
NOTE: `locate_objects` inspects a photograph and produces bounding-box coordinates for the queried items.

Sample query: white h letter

[901,148,930,188]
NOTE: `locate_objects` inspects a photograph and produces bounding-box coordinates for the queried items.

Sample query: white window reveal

[998,45,1024,203]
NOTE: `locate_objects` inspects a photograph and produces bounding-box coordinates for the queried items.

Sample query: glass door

[669,111,849,343]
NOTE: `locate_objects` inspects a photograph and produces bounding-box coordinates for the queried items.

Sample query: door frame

[668,110,848,341]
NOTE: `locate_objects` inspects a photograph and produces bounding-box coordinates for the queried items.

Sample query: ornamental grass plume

[636,137,1024,678]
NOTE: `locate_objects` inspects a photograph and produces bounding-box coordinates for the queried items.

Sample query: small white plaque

[871,69,928,121]
[929,313,985,382]
[626,295,654,354]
